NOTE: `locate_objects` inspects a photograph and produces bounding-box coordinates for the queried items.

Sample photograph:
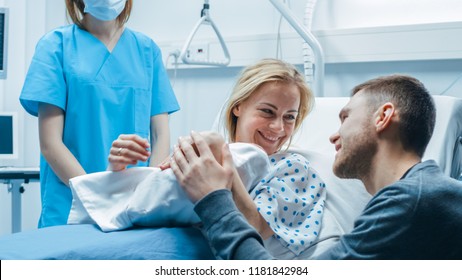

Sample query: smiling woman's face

[232,81,300,155]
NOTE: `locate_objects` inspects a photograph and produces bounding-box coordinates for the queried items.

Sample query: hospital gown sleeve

[250,152,327,255]
[20,30,67,116]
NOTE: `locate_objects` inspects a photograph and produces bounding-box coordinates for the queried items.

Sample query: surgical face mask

[83,0,127,21]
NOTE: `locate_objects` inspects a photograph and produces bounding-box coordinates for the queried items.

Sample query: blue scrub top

[20,25,180,228]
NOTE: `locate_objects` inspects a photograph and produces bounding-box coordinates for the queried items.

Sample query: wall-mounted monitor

[0,112,17,159]
[0,7,8,79]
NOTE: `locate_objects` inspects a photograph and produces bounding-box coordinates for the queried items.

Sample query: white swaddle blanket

[68,143,271,231]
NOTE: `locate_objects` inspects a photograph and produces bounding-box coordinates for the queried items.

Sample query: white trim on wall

[161,21,462,69]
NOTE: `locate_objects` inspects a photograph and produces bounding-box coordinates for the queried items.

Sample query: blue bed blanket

[0,224,214,260]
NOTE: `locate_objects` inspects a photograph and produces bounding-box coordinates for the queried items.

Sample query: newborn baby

[68,143,270,231]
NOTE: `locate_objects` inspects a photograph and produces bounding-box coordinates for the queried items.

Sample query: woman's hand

[170,131,234,203]
[158,155,172,170]
[108,134,151,171]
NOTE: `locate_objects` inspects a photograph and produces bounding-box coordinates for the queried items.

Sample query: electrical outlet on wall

[161,42,213,69]
[186,43,209,60]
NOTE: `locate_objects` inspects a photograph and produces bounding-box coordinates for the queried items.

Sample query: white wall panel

[160,21,462,69]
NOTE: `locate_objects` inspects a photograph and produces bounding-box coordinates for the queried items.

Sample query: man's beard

[333,133,378,180]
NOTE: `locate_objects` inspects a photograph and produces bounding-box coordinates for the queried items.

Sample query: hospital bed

[0,95,460,259]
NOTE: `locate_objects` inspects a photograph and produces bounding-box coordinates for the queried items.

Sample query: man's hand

[159,131,226,170]
[170,131,234,203]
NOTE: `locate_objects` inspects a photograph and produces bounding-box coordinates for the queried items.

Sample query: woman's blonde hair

[65,0,132,29]
[224,58,314,145]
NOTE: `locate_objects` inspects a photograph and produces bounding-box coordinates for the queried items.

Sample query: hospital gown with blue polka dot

[249,152,326,256]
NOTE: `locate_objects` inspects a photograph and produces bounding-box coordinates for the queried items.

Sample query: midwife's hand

[170,131,234,203]
[108,134,151,171]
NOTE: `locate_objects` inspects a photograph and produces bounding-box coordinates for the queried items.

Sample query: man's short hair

[352,75,436,158]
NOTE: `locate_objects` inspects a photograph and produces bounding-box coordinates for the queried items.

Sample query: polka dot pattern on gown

[250,152,326,255]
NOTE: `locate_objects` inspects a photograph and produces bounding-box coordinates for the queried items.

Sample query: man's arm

[195,189,274,260]
[170,131,274,259]
[316,186,416,259]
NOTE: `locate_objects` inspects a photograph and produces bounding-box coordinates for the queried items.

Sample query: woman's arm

[250,152,327,255]
[149,113,170,166]
[38,103,86,185]
[231,171,275,239]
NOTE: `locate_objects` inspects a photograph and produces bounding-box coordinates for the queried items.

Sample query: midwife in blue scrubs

[19,0,180,228]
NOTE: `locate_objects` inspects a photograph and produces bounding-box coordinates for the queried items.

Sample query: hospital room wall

[126,0,462,145]
[0,0,461,236]
[0,0,63,236]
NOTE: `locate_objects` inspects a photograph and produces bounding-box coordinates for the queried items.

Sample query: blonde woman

[171,59,326,258]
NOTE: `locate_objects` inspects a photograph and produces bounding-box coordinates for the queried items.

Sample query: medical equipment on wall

[179,0,230,67]
[0,112,17,160]
[0,7,9,79]
[269,0,324,96]
[302,0,318,88]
